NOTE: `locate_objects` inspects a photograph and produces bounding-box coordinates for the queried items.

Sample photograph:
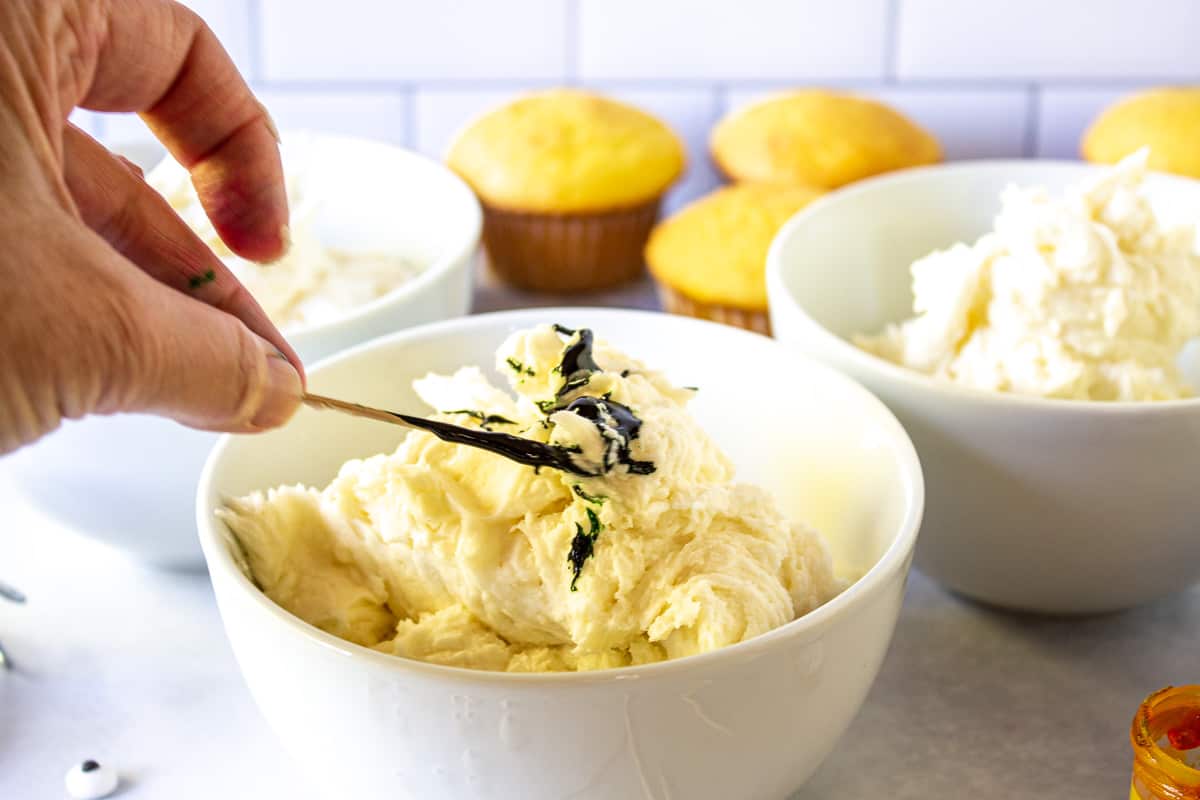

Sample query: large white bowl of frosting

[197,308,923,799]
[769,151,1200,613]
[6,132,480,567]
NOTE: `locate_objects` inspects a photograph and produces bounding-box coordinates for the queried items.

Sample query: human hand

[0,0,305,455]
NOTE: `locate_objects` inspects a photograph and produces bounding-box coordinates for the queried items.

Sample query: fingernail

[251,340,302,429]
[253,224,292,265]
[258,101,282,144]
[277,224,292,258]
[117,155,145,179]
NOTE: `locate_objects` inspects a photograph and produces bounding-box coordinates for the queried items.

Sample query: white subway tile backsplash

[88,2,1196,183]
[1036,87,1137,159]
[255,90,409,145]
[178,0,254,78]
[260,0,567,80]
[68,109,102,138]
[96,93,408,167]
[724,87,1029,161]
[897,0,1200,79]
[92,113,167,167]
[869,89,1029,159]
[413,90,518,161]
[98,93,408,151]
[578,0,889,80]
[101,113,157,148]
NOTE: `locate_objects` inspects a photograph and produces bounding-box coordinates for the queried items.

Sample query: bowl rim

[196,307,925,686]
[766,157,1200,415]
[151,130,482,342]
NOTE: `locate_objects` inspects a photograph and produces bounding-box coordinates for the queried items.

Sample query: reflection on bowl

[768,159,1200,613]
[197,308,922,800]
[6,133,481,567]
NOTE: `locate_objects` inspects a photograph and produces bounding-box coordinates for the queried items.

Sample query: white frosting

[221,325,840,672]
[858,151,1200,401]
[149,157,425,330]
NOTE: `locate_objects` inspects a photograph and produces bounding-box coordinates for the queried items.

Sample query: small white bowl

[6,133,480,568]
[197,308,922,800]
[768,160,1200,614]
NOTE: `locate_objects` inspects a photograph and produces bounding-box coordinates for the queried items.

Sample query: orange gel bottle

[1131,686,1200,799]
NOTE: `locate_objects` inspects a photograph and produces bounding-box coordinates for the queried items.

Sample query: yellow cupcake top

[446,89,686,213]
[710,90,942,189]
[646,183,824,311]
[1083,88,1200,178]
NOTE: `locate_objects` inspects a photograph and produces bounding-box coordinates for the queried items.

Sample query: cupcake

[1083,87,1200,178]
[710,89,941,189]
[646,183,823,334]
[446,89,686,292]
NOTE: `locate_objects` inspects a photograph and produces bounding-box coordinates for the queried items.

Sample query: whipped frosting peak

[858,151,1200,401]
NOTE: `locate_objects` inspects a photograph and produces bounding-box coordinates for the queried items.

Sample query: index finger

[80,0,287,262]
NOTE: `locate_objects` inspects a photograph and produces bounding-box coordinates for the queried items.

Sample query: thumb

[113,274,303,432]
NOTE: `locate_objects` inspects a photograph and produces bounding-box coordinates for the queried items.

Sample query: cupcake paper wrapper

[481,199,662,292]
[655,283,771,335]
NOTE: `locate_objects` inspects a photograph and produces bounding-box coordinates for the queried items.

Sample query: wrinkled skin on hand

[0,0,305,455]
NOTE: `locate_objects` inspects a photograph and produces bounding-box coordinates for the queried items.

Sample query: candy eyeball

[65,760,119,800]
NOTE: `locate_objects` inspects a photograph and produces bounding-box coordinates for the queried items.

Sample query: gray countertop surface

[2,274,1195,798]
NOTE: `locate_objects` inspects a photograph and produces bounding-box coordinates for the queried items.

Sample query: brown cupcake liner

[480,198,662,292]
[655,283,771,336]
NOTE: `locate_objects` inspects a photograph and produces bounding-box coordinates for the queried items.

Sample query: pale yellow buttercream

[221,325,839,672]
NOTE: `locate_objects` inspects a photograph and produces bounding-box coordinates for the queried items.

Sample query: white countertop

[6,466,1196,800]
[3,277,1197,799]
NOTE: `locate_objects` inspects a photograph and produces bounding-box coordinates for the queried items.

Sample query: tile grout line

[712,84,730,120]
[887,76,1164,89]
[1023,83,1041,158]
[707,85,727,174]
[250,76,1166,94]
[247,0,265,84]
[884,0,901,83]
[252,77,985,93]
[565,0,580,84]
[92,112,108,143]
[402,86,417,150]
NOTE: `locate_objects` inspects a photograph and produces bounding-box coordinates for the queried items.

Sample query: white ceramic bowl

[768,160,1200,614]
[5,132,480,568]
[197,308,923,800]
